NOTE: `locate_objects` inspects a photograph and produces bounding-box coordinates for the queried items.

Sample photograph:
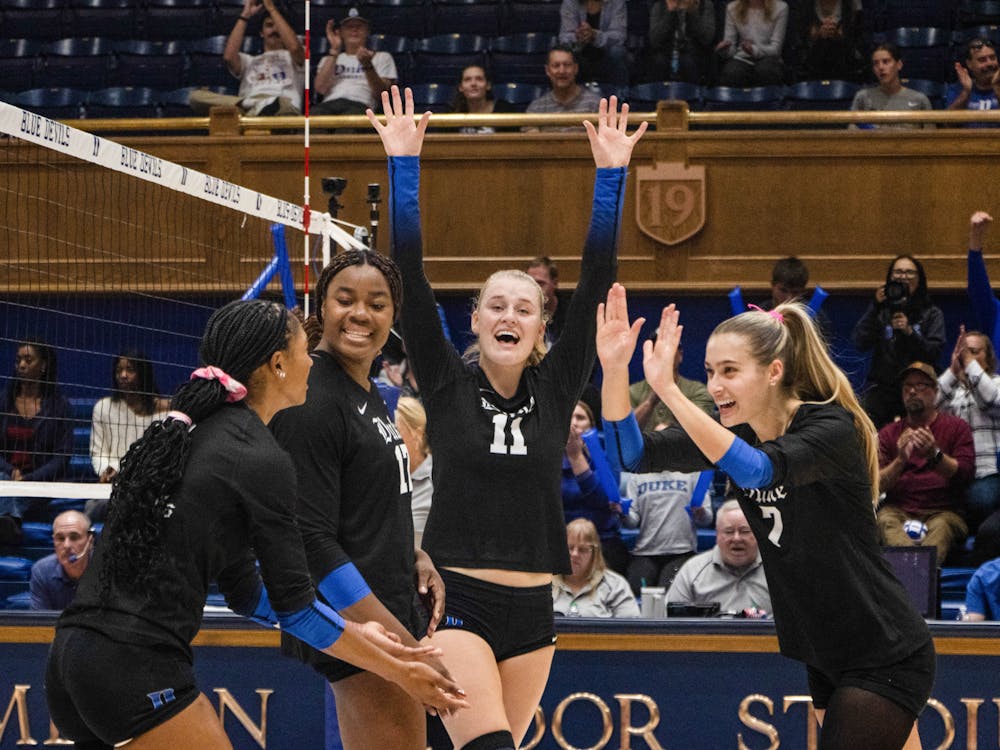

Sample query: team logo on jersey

[357,401,368,415]
[147,688,176,710]
[635,162,706,246]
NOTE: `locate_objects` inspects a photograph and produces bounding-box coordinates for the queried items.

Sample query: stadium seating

[492,81,545,110]
[86,86,161,118]
[902,76,948,107]
[111,39,186,89]
[13,87,87,119]
[2,0,67,41]
[409,81,453,112]
[411,33,488,84]
[785,79,861,110]
[629,81,702,110]
[490,33,555,84]
[69,0,138,40]
[873,0,958,31]
[702,85,785,111]
[431,0,503,36]
[878,27,953,82]
[365,0,429,39]
[0,39,42,92]
[187,35,238,89]
[37,37,115,90]
[507,0,562,34]
[958,0,1000,26]
[142,0,213,41]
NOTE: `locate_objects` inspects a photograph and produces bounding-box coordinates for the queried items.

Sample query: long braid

[100,300,293,597]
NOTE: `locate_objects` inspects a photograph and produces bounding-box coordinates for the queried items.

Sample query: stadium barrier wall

[1,615,999,749]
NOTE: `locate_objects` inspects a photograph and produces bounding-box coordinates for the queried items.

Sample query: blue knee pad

[461,730,515,750]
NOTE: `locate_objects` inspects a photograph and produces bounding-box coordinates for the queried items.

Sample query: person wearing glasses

[876,362,974,566]
[852,255,946,429]
[666,500,770,615]
[551,518,640,617]
[947,37,1000,127]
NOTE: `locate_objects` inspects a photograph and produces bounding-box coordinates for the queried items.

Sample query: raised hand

[325,19,342,53]
[956,62,973,92]
[950,324,968,377]
[366,85,430,157]
[970,210,993,250]
[596,283,645,373]
[584,97,648,169]
[643,304,682,398]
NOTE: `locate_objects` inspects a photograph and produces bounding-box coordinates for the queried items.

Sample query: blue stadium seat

[141,0,213,41]
[507,0,562,34]
[67,397,96,422]
[68,0,137,39]
[187,35,239,89]
[873,0,958,32]
[585,80,628,99]
[158,85,232,116]
[955,23,1000,44]
[0,39,42,92]
[785,79,860,111]
[702,85,785,111]
[411,33,488,84]
[4,591,32,610]
[431,0,502,36]
[408,81,453,111]
[111,39,186,89]
[901,77,947,107]
[629,81,702,110]
[368,34,413,82]
[879,27,953,82]
[2,0,67,41]
[492,81,545,110]
[13,87,86,119]
[86,86,160,118]
[364,0,429,39]
[490,32,555,84]
[20,521,53,547]
[940,567,976,599]
[959,1,1000,26]
[37,37,114,90]
[0,557,33,581]
[696,528,715,552]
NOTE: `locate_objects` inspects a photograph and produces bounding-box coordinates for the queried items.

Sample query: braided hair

[314,249,403,326]
[100,300,295,597]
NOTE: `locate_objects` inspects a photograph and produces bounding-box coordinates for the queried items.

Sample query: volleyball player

[366,87,646,750]
[45,300,467,750]
[270,251,450,750]
[597,284,933,750]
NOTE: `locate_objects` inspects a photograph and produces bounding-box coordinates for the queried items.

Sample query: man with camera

[853,255,946,429]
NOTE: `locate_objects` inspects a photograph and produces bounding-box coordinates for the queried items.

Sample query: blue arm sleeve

[318,562,372,610]
[581,428,622,503]
[278,599,346,651]
[716,437,774,488]
[233,581,279,628]
[601,414,644,473]
[968,249,1000,344]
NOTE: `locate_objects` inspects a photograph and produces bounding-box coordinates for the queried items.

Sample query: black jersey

[639,403,930,673]
[59,404,315,661]
[387,156,626,574]
[270,351,417,667]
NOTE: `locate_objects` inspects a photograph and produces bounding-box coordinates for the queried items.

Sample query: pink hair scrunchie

[166,410,192,426]
[747,304,784,324]
[190,366,248,403]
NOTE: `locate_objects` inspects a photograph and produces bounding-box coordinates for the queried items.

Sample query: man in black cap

[313,7,397,116]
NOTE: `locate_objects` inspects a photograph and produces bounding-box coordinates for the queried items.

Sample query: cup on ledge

[640,586,666,619]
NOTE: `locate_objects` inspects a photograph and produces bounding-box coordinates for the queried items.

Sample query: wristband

[238,15,251,22]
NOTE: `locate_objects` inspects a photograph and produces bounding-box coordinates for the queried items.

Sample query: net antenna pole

[242,224,297,311]
[302,0,313,317]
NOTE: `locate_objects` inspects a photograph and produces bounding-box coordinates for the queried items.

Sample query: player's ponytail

[100,300,295,597]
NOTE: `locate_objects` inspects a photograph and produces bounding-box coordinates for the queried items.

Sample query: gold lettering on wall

[42,720,72,745]
[737,694,778,750]
[551,692,613,750]
[783,695,819,749]
[961,698,983,750]
[0,685,37,746]
[615,694,663,750]
[213,688,273,749]
[925,698,956,750]
[520,707,546,750]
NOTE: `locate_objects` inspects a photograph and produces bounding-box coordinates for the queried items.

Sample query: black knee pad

[461,730,515,750]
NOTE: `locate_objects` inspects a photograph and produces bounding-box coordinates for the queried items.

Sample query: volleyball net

[0,100,364,522]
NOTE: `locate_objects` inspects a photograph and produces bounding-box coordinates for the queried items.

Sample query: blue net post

[242,224,298,311]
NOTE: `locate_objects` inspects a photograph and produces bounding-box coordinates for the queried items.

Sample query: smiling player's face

[472,276,545,369]
[320,263,395,376]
